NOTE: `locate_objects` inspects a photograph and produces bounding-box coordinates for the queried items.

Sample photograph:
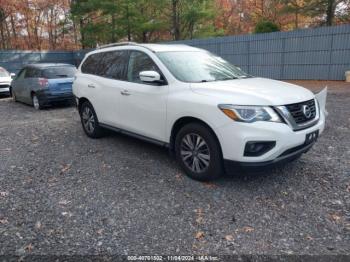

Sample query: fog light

[244,141,276,157]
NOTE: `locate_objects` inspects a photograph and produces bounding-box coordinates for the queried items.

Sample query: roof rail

[96,42,138,49]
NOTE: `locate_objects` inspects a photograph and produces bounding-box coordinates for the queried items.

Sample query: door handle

[88,84,95,88]
[120,90,130,96]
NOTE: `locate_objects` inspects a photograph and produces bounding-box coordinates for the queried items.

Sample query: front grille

[285,99,316,124]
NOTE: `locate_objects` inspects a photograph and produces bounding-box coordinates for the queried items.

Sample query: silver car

[11,63,77,110]
[0,67,15,96]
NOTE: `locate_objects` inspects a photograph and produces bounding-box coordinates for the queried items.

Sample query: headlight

[218,104,282,123]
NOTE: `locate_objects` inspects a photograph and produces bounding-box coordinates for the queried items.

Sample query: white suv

[73,42,326,181]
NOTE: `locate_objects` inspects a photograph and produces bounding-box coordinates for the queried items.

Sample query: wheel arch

[169,116,222,155]
[77,97,90,113]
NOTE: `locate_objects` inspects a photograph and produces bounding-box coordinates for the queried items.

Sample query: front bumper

[215,109,325,167]
[36,90,74,105]
[0,85,10,94]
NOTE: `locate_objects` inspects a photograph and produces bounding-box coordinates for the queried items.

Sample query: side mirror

[139,71,161,83]
[10,73,16,78]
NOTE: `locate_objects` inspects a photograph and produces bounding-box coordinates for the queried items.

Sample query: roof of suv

[97,43,201,53]
[140,44,200,52]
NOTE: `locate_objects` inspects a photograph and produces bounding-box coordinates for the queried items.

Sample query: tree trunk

[10,15,17,49]
[80,18,86,49]
[295,10,299,29]
[326,0,335,26]
[172,0,180,40]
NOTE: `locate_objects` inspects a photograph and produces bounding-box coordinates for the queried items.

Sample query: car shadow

[0,94,11,99]
[103,128,300,185]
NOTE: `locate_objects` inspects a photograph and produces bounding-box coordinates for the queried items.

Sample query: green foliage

[70,0,222,46]
[254,20,280,33]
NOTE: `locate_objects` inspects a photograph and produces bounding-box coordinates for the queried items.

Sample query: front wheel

[79,101,104,138]
[10,87,17,101]
[175,123,223,181]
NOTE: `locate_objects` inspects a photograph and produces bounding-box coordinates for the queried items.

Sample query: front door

[118,51,168,142]
[12,68,26,100]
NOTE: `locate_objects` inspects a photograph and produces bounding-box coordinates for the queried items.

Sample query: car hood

[0,76,12,84]
[190,77,315,106]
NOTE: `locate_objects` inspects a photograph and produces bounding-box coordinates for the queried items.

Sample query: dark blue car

[11,63,77,110]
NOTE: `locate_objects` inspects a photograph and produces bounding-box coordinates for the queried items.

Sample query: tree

[254,19,280,33]
[304,0,349,26]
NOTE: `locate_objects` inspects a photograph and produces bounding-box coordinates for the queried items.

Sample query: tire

[32,94,42,110]
[11,88,17,102]
[175,123,223,181]
[79,101,104,138]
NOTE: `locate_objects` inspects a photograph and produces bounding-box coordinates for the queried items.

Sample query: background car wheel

[79,101,104,138]
[32,94,41,110]
[175,122,223,181]
[10,88,17,101]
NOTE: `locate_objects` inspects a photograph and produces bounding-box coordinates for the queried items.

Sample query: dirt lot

[0,81,349,257]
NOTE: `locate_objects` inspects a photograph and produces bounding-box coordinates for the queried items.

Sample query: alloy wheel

[180,133,211,173]
[33,95,40,110]
[82,106,95,134]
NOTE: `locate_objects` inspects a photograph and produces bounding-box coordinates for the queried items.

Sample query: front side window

[127,51,162,84]
[157,51,251,83]
[16,69,26,80]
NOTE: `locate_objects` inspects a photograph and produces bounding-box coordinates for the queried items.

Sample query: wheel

[32,94,42,110]
[175,123,223,181]
[79,101,104,138]
[11,88,17,101]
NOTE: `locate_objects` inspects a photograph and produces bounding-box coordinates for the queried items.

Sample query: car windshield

[43,66,77,79]
[0,69,9,77]
[157,51,251,83]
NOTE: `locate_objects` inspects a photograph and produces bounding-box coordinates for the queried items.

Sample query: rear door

[78,50,129,126]
[43,66,77,95]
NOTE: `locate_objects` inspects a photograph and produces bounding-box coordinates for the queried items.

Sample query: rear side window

[25,68,41,78]
[43,66,77,79]
[99,51,129,80]
[81,51,129,80]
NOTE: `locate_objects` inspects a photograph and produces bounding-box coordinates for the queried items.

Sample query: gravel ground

[0,81,349,257]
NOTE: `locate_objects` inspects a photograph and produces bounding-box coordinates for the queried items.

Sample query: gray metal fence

[0,24,349,80]
[169,24,350,80]
[0,51,75,74]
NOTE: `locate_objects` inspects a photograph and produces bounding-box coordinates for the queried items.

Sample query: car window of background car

[157,51,250,83]
[97,51,129,80]
[81,53,101,75]
[43,67,77,79]
[127,51,162,84]
[24,68,38,78]
[15,69,26,80]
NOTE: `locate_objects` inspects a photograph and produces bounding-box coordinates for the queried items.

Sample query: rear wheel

[32,94,41,110]
[175,123,223,181]
[79,101,104,138]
